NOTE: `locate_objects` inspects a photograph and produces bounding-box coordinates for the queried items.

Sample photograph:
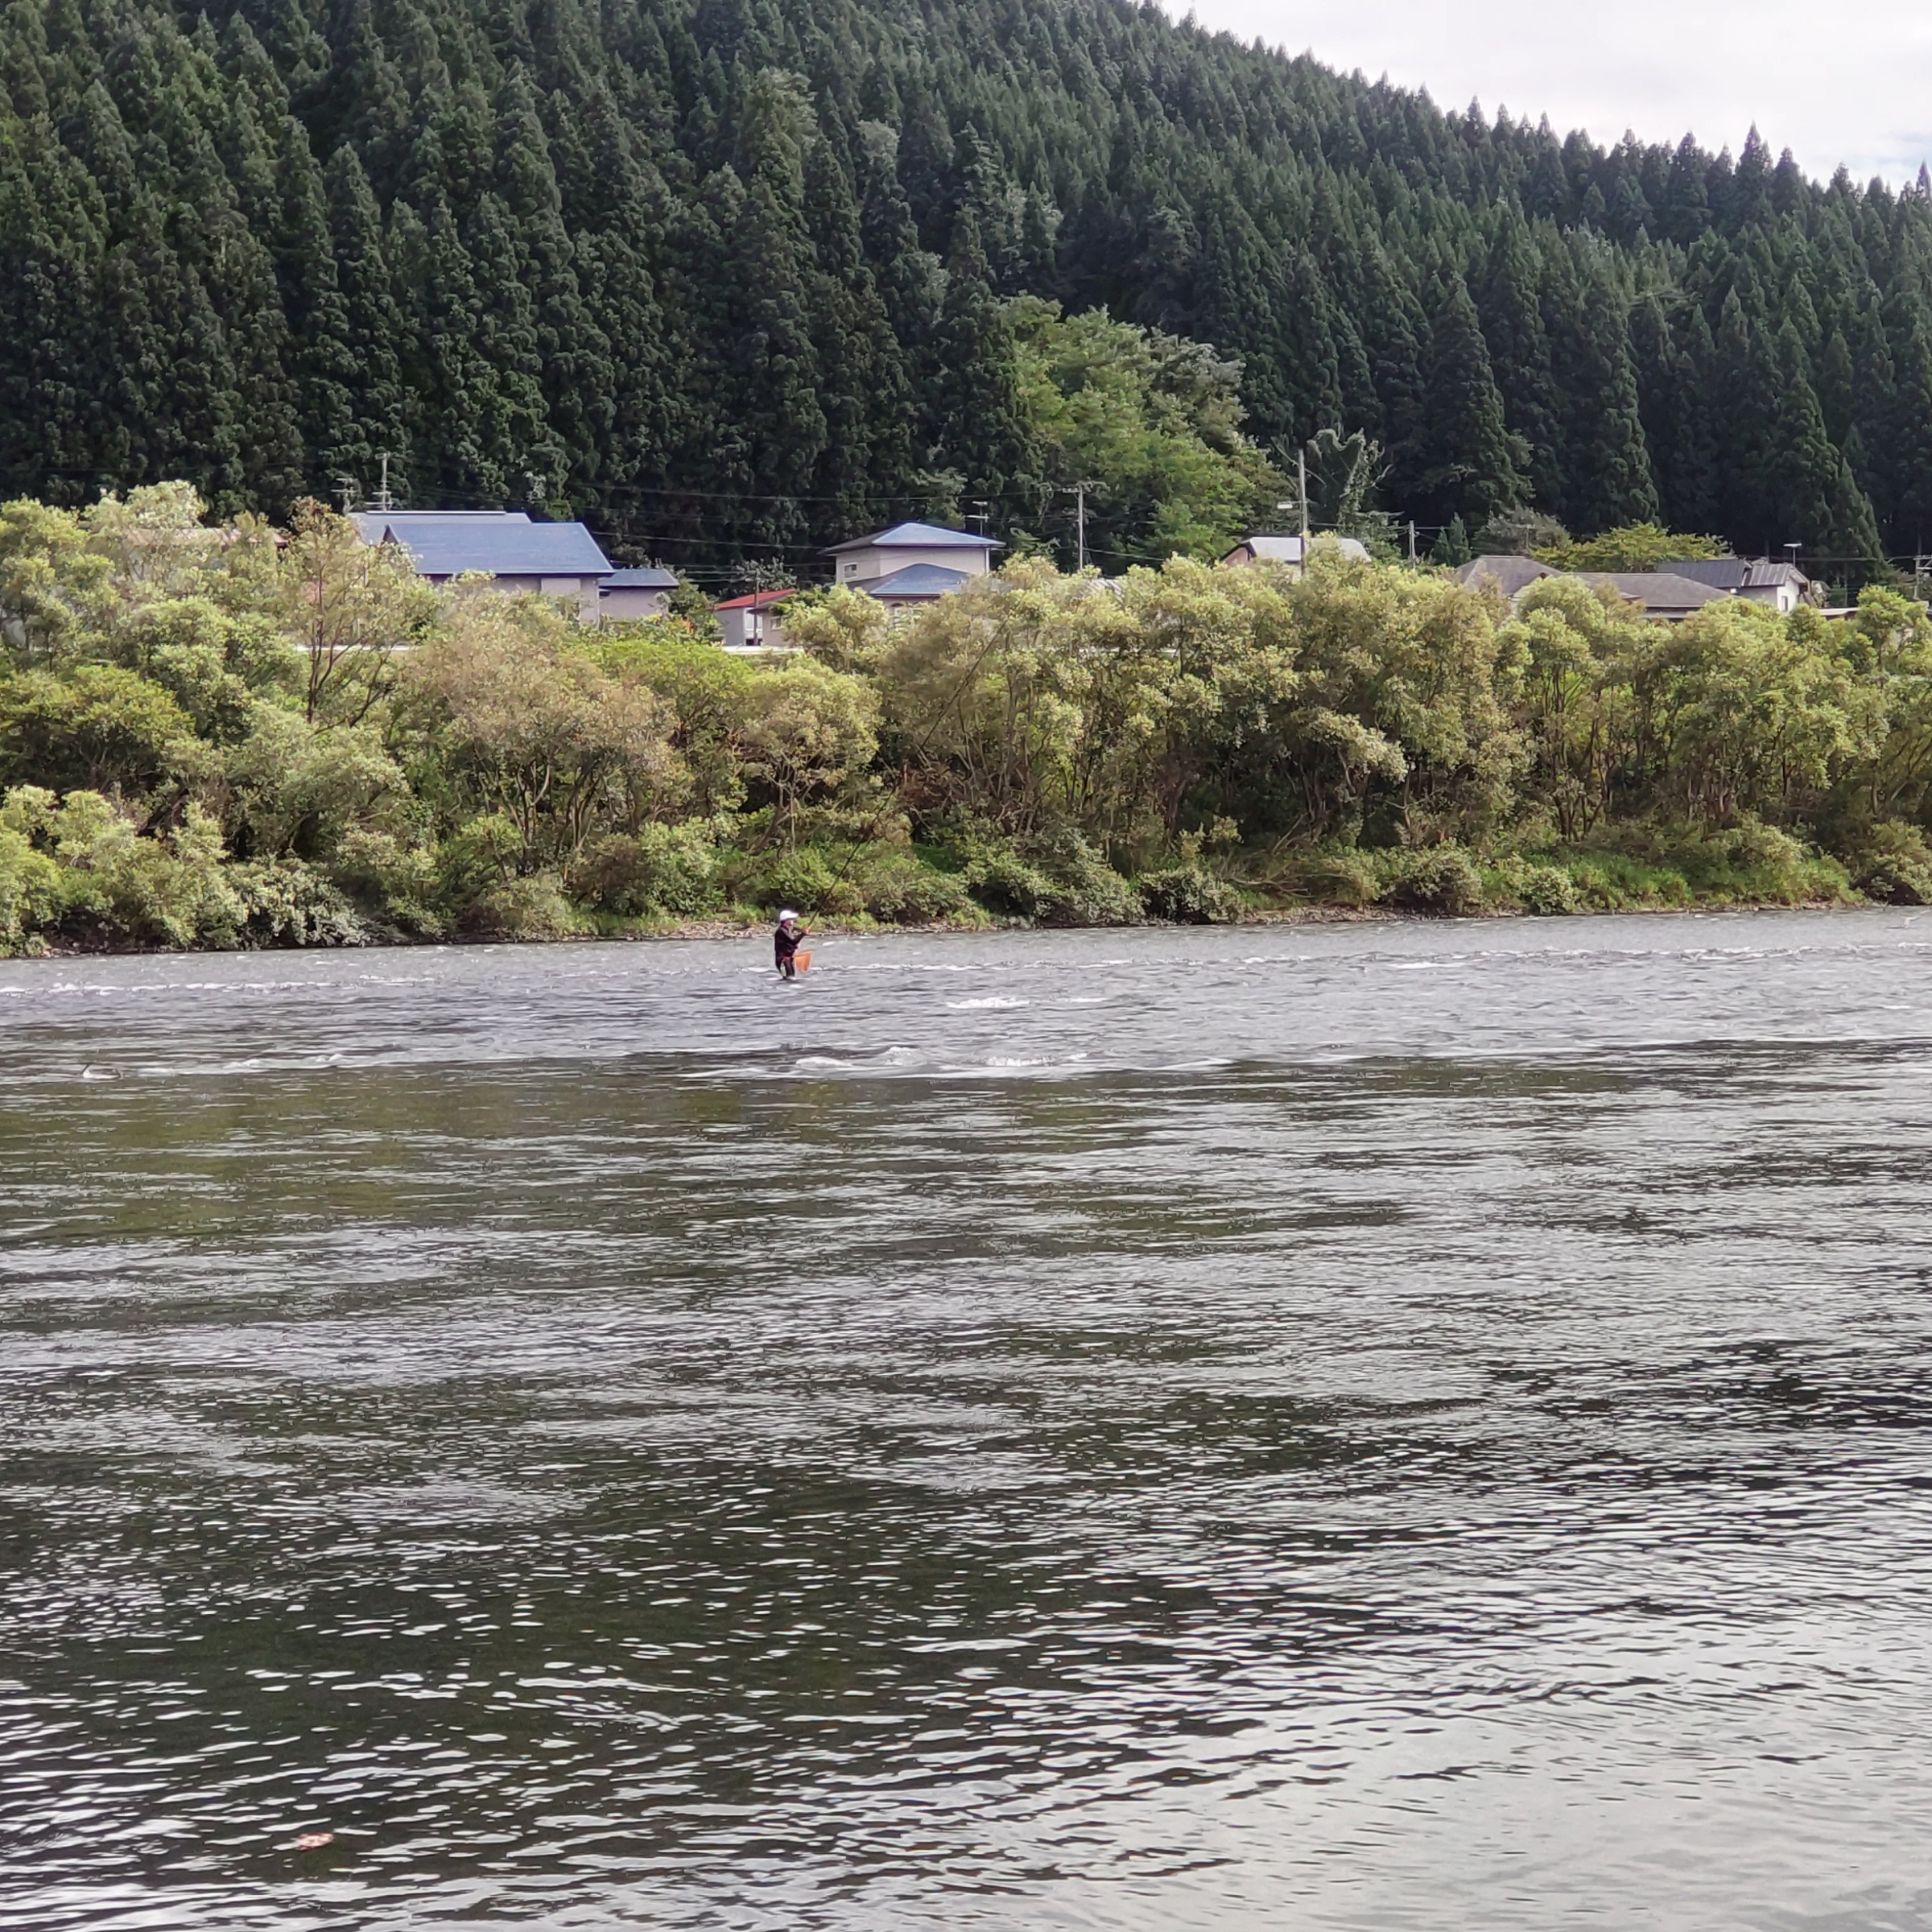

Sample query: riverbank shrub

[229,860,370,947]
[1378,845,1486,916]
[1847,821,1932,904]
[1139,865,1244,923]
[570,824,724,919]
[959,830,1142,925]
[2,489,1929,950]
[849,848,978,924]
[462,872,586,940]
[1484,857,1583,916]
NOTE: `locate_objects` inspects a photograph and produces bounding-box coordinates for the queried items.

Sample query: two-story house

[825,522,1001,604]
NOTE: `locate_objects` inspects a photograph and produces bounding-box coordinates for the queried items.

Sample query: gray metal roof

[355,511,612,578]
[856,563,972,599]
[1654,557,1809,590]
[351,510,527,541]
[826,522,1002,555]
[600,567,679,588]
[1575,571,1729,613]
[1457,554,1558,595]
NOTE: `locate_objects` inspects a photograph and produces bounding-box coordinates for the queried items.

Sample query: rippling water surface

[6,913,1932,1931]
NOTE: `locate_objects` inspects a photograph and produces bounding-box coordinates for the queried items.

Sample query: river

[4,912,1932,1930]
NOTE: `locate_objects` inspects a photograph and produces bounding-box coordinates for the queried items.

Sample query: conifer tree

[1554,270,1657,533]
[322,145,414,494]
[1762,321,1881,559]
[931,209,1039,530]
[1885,315,1932,552]
[1478,213,1563,511]
[1411,274,1526,526]
[803,114,917,526]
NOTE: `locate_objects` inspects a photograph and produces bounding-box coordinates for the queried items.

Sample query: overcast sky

[1174,0,1932,186]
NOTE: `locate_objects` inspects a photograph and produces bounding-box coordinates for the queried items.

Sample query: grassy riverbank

[4,489,1930,956]
[6,824,1862,957]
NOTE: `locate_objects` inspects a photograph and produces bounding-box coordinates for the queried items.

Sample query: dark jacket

[774,923,804,963]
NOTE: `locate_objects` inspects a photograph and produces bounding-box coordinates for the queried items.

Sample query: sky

[1172,0,1932,186]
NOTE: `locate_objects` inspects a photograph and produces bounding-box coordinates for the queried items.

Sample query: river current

[4,912,1932,1930]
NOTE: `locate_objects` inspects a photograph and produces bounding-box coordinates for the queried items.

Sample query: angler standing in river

[774,910,809,980]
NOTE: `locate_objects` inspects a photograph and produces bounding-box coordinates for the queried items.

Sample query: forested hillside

[5,0,1932,577]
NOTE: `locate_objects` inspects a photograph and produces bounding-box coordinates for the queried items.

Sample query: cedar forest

[5,0,1932,573]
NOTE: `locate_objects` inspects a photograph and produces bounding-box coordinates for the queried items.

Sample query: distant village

[349,508,1838,646]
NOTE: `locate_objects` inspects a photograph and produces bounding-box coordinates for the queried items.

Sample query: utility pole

[374,452,394,512]
[1408,519,1417,566]
[334,476,357,515]
[969,498,989,538]
[1059,481,1100,571]
[1298,448,1310,543]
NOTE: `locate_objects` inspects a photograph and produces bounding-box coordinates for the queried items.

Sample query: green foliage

[959,845,1057,919]
[0,666,199,795]
[462,872,588,941]
[1007,298,1286,567]
[328,828,443,935]
[1301,428,1391,543]
[229,860,370,947]
[725,845,864,918]
[570,824,724,918]
[1536,524,1730,571]
[0,486,1927,952]
[1472,510,1570,556]
[396,598,683,869]
[1378,845,1486,915]
[768,588,890,673]
[849,847,977,923]
[1138,865,1244,923]
[1848,820,1932,904]
[736,655,881,842]
[1559,819,1852,908]
[1484,856,1582,915]
[958,828,1141,925]
[0,809,61,952]
[3,787,243,947]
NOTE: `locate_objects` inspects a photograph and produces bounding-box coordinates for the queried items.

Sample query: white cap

[778,910,798,921]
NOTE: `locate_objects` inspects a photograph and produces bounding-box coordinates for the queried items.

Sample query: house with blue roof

[825,522,1000,608]
[351,510,615,621]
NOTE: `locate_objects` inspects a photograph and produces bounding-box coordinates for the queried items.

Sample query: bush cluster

[4,491,1928,954]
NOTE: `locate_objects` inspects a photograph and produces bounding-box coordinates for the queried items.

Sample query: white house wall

[837,545,992,582]
[598,589,672,621]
